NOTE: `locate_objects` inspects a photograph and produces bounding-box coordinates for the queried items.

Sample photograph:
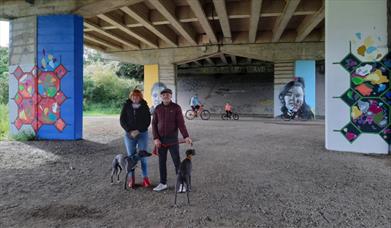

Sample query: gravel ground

[0,116,390,228]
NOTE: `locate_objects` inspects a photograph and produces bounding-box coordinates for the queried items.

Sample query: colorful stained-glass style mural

[334,42,390,144]
[11,51,68,134]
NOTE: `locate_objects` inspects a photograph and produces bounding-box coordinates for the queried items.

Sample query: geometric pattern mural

[334,43,390,145]
[11,50,68,133]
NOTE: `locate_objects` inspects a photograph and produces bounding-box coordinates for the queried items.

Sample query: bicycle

[185,105,210,120]
[221,112,239,120]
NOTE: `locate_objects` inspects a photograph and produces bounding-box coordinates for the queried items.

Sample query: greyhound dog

[110,150,151,189]
[175,148,196,205]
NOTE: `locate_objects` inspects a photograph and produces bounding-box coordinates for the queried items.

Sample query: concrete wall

[177,73,274,115]
[8,16,37,136]
[316,62,325,117]
[325,0,389,153]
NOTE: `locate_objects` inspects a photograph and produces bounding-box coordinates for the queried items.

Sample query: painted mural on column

[278,77,315,120]
[11,50,68,133]
[333,34,390,145]
[150,82,167,114]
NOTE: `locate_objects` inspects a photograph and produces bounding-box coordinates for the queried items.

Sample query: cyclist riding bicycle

[225,102,233,118]
[190,94,201,116]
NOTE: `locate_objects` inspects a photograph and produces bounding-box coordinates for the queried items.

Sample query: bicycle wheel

[185,110,195,120]
[221,113,228,120]
[233,113,239,120]
[200,110,210,120]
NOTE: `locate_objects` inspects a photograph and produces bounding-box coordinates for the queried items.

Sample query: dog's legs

[110,168,116,184]
[186,176,190,205]
[124,172,128,190]
[174,176,178,205]
[189,175,192,192]
[117,166,122,183]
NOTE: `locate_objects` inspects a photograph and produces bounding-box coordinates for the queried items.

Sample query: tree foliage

[0,47,9,104]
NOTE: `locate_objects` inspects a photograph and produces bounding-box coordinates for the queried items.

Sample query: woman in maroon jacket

[152,88,192,192]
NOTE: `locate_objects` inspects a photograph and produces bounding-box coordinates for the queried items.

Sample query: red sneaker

[127,175,135,188]
[143,177,151,187]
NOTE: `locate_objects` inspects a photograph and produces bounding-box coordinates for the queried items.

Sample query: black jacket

[120,99,151,133]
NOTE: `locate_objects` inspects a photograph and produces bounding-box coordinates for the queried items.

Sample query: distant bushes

[83,63,143,114]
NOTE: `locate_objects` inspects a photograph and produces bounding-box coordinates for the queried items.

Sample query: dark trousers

[158,143,180,185]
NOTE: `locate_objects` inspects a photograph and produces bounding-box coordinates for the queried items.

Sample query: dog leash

[152,140,188,156]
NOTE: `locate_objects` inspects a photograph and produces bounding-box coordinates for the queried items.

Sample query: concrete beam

[74,0,144,18]
[187,0,218,43]
[148,0,197,45]
[121,4,177,47]
[97,13,158,48]
[103,42,324,65]
[84,21,139,49]
[213,0,232,43]
[295,4,324,42]
[220,54,228,64]
[230,55,237,64]
[249,0,263,43]
[84,34,123,50]
[272,0,301,42]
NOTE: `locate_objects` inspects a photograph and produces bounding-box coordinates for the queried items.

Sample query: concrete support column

[8,15,83,140]
[273,61,294,117]
[294,60,316,116]
[326,0,389,153]
[159,63,177,102]
[8,16,37,137]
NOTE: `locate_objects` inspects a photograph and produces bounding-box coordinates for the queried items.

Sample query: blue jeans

[124,131,149,178]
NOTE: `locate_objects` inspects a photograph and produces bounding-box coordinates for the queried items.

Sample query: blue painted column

[36,15,83,140]
[294,60,316,116]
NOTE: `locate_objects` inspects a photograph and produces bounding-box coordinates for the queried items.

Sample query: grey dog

[175,149,196,205]
[110,150,151,189]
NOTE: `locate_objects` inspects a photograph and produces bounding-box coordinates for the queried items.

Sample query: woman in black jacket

[120,89,151,188]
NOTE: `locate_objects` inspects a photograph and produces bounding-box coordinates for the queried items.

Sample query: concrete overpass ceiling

[177,53,273,68]
[80,0,325,52]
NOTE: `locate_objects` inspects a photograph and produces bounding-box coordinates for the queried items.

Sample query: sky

[0,21,9,47]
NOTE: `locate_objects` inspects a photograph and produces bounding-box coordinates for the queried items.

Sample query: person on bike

[225,102,233,118]
[190,94,201,116]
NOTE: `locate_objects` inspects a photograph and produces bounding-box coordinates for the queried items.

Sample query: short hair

[129,89,143,100]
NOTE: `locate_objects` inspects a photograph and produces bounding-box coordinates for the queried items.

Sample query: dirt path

[0,116,390,227]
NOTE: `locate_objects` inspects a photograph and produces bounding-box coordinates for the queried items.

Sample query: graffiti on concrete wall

[278,77,315,120]
[12,50,68,133]
[334,40,390,144]
[150,82,167,114]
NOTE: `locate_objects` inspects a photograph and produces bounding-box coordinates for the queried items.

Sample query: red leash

[152,140,186,156]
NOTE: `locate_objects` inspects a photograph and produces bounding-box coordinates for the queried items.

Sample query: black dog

[110,150,151,189]
[175,149,196,205]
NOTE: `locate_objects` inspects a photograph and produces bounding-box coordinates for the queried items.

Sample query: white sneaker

[153,183,168,192]
[177,184,186,193]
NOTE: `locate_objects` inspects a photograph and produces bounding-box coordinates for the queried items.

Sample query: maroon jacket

[152,102,189,140]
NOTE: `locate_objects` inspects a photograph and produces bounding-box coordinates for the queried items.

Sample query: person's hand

[185,137,192,145]
[130,130,140,138]
[154,139,161,148]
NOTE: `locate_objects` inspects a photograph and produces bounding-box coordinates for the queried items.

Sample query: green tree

[0,47,9,104]
[116,63,144,81]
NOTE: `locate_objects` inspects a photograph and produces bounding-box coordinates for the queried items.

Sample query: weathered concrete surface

[0,117,390,227]
[0,0,143,19]
[104,42,325,65]
[177,74,274,115]
[8,16,37,137]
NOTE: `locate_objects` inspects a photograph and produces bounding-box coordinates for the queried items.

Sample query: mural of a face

[151,82,167,107]
[284,85,304,112]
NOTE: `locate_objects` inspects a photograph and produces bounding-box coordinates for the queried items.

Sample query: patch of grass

[0,103,36,141]
[0,103,9,140]
[83,102,121,116]
[11,131,35,141]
